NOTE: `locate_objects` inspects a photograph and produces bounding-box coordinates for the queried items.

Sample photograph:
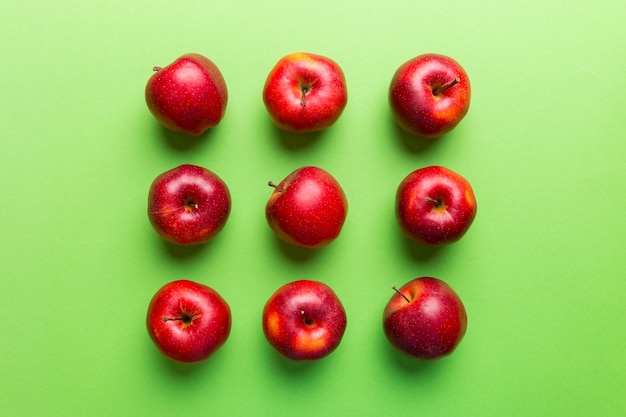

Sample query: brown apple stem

[268,181,285,192]
[163,312,198,324]
[162,317,183,322]
[152,66,162,72]
[432,78,460,95]
[300,88,308,107]
[425,197,442,207]
[392,286,410,303]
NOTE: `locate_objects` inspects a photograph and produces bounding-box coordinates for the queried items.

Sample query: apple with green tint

[147,280,231,363]
[263,52,348,133]
[266,166,348,248]
[396,165,477,246]
[383,277,467,360]
[263,280,347,361]
[389,53,470,138]
[145,53,228,136]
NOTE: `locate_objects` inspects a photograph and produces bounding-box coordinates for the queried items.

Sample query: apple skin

[383,277,467,360]
[262,280,347,361]
[263,52,348,133]
[266,166,348,248]
[389,53,470,138]
[148,164,231,245]
[147,280,231,363]
[396,166,477,246]
[145,53,228,136]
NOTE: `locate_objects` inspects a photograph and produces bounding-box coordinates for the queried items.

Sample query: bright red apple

[396,165,477,246]
[383,277,467,360]
[389,53,470,138]
[263,52,348,133]
[266,166,348,248]
[148,164,231,245]
[262,280,347,361]
[147,279,231,363]
[145,53,228,136]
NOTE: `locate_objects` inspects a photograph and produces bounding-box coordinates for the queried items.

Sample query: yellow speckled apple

[266,166,348,248]
[263,52,348,133]
[383,277,467,360]
[263,280,347,361]
[396,165,477,246]
[145,53,228,136]
[389,53,470,138]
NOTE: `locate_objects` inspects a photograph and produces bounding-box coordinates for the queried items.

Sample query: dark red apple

[148,164,231,245]
[266,166,348,248]
[383,277,467,360]
[396,165,477,246]
[145,53,228,136]
[389,53,470,138]
[262,280,347,361]
[263,52,348,133]
[147,279,231,363]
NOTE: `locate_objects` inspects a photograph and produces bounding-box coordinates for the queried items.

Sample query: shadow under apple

[262,339,333,379]
[151,345,223,381]
[381,338,441,375]
[267,234,325,263]
[390,117,443,155]
[401,235,448,262]
[391,219,448,262]
[161,238,214,260]
[155,123,216,152]
[272,123,327,152]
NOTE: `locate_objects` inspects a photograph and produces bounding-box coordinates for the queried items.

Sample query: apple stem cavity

[392,286,411,303]
[300,310,314,326]
[152,66,162,72]
[432,78,460,96]
[268,181,285,193]
[425,196,442,208]
[300,87,309,107]
[184,198,199,211]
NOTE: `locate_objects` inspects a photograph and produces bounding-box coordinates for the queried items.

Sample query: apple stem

[162,317,183,322]
[268,181,285,192]
[425,197,442,207]
[432,78,460,96]
[300,88,308,107]
[392,286,410,303]
[152,66,162,72]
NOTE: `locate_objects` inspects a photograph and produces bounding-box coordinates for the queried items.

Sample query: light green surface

[1,1,625,416]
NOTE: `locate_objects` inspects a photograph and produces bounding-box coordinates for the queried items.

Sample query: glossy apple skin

[147,280,231,363]
[263,280,347,361]
[266,166,348,248]
[396,166,477,246]
[383,277,467,360]
[389,53,470,138]
[263,52,348,133]
[148,164,231,245]
[145,53,228,136]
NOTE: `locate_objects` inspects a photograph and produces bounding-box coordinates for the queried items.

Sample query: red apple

[396,166,477,246]
[263,52,348,133]
[148,164,231,245]
[383,277,467,360]
[147,280,231,363]
[266,166,348,248]
[389,53,470,138]
[262,280,347,361]
[145,53,228,136]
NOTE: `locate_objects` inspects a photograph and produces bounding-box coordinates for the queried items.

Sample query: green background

[2,1,625,416]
